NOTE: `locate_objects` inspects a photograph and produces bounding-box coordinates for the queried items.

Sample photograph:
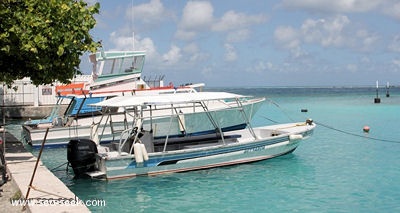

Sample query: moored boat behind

[21,49,207,148]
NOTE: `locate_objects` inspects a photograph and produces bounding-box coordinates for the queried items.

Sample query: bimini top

[90,92,248,107]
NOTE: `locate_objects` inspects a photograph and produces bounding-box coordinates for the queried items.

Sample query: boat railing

[235,98,257,139]
[97,95,264,155]
[118,128,134,154]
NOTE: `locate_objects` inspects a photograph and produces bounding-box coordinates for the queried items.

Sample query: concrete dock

[1,130,90,212]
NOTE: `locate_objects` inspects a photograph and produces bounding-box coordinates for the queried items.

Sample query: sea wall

[0,105,68,120]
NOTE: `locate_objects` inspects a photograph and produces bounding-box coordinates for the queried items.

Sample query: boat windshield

[65,96,105,117]
[99,55,145,76]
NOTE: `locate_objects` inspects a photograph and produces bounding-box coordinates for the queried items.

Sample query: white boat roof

[91,92,248,107]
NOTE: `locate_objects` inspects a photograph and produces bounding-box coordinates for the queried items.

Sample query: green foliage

[0,0,100,86]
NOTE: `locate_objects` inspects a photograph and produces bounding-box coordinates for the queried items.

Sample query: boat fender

[178,112,186,133]
[140,143,149,161]
[289,134,303,141]
[134,143,144,163]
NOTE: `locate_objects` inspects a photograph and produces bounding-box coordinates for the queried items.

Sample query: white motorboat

[67,91,316,180]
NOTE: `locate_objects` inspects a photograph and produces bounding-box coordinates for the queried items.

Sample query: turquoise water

[8,87,400,212]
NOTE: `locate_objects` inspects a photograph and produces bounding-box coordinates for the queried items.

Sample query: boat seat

[152,134,241,146]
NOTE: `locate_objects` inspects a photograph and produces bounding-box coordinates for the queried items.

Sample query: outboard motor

[67,139,98,177]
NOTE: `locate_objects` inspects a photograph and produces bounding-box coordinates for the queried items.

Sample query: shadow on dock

[0,130,91,212]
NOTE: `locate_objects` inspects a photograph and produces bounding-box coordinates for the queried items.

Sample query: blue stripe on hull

[129,136,288,168]
[146,147,297,176]
[106,145,298,180]
[103,131,310,179]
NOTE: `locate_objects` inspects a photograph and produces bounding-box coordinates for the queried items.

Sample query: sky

[81,0,400,87]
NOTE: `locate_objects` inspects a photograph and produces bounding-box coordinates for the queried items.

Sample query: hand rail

[118,128,134,155]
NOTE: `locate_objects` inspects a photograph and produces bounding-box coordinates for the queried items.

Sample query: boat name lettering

[244,146,265,153]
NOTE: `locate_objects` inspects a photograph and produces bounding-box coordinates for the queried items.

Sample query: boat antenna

[131,0,135,50]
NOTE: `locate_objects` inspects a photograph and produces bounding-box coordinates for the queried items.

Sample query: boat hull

[96,124,315,180]
[22,124,118,148]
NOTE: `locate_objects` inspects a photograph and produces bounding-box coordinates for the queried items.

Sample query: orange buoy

[363,126,370,133]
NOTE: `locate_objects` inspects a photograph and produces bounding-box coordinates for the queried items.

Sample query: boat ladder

[109,112,129,141]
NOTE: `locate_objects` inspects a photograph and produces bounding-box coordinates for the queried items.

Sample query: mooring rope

[259,115,280,124]
[313,121,400,144]
[266,99,296,122]
[263,98,400,144]
[50,162,69,172]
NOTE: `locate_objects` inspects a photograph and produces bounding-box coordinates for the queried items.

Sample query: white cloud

[212,10,267,32]
[224,43,237,62]
[84,0,400,86]
[382,2,400,20]
[201,65,214,76]
[291,47,308,58]
[356,30,379,51]
[183,43,199,54]
[274,15,378,57]
[346,64,358,72]
[135,37,159,60]
[162,45,182,65]
[226,29,250,43]
[176,1,267,42]
[281,0,381,13]
[127,0,167,24]
[109,32,160,62]
[388,35,400,52]
[361,56,371,63]
[281,0,400,21]
[175,30,197,41]
[256,61,272,73]
[179,1,214,31]
[175,1,214,40]
[183,43,209,62]
[274,26,308,57]
[109,32,134,50]
[246,61,276,74]
[274,26,300,49]
[393,59,400,68]
[301,15,349,47]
